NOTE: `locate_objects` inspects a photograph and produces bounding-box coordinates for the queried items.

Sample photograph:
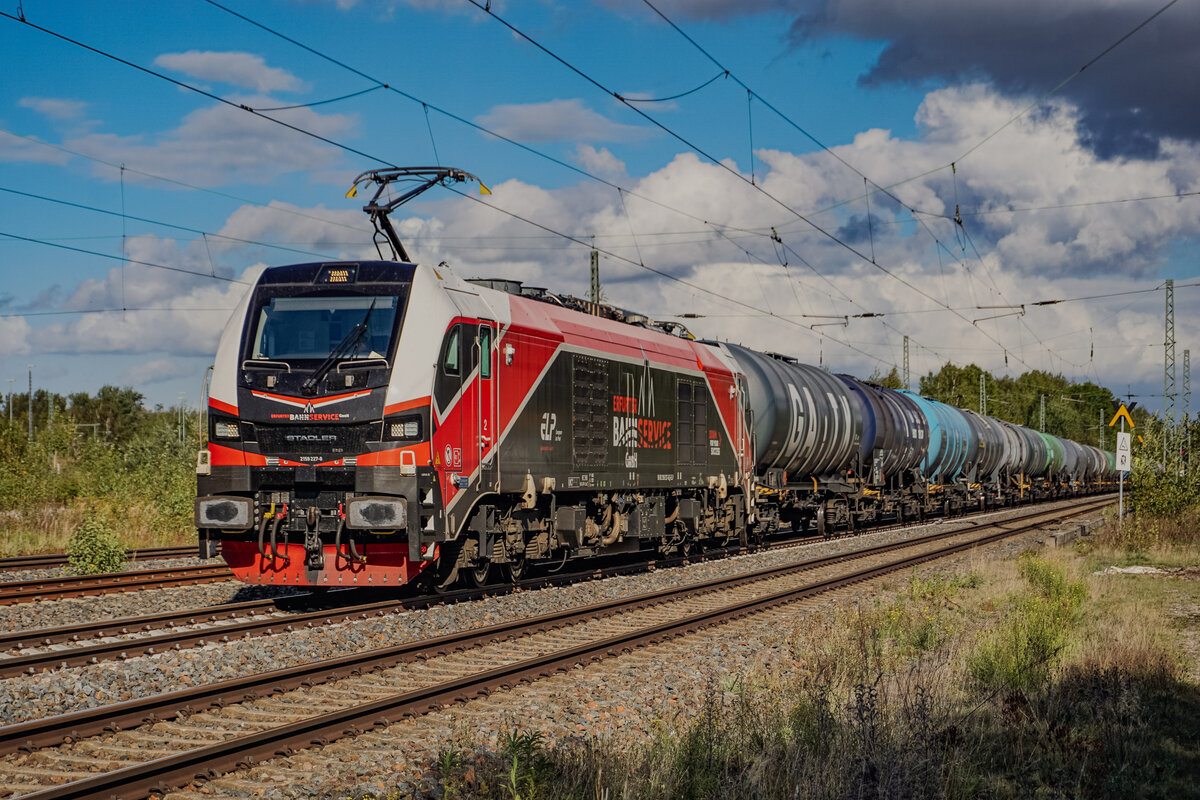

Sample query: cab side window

[434,324,465,411]
[479,326,492,379]
[442,326,461,375]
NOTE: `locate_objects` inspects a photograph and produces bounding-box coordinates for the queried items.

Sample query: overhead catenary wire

[0,18,780,356]
[673,278,1198,318]
[0,185,352,262]
[2,306,236,318]
[166,0,1183,379]
[199,0,767,245]
[0,229,254,285]
[465,0,1043,373]
[248,84,385,112]
[953,0,1180,164]
[0,12,395,168]
[639,0,1186,382]
[0,126,367,236]
[5,5,1177,384]
[749,0,1183,224]
[1,8,905,369]
[621,70,728,103]
[638,0,1173,375]
[197,0,940,367]
[445,185,893,368]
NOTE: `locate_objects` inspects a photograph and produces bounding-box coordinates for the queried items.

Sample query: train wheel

[465,561,494,588]
[503,552,526,583]
[816,505,828,539]
[895,506,905,526]
[457,540,493,589]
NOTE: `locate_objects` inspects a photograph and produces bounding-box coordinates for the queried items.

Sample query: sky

[1,0,1198,420]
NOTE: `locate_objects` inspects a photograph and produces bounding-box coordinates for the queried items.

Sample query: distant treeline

[0,385,195,445]
[0,385,198,553]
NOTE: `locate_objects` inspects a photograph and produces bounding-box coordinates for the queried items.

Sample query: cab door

[434,323,465,494]
[476,321,499,492]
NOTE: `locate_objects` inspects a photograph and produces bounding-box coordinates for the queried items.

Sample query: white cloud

[11,83,1198,404]
[216,202,373,258]
[476,99,651,143]
[27,199,378,359]
[18,97,87,121]
[0,316,32,356]
[353,83,1200,396]
[120,358,200,386]
[0,126,70,165]
[38,263,258,357]
[153,51,308,94]
[573,144,627,178]
[64,100,355,187]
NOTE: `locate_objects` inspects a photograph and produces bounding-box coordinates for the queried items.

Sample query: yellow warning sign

[1108,404,1135,429]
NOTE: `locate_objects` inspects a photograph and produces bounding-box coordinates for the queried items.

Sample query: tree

[867,366,905,390]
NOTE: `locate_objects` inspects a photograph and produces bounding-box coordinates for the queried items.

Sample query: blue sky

[1,0,1198,418]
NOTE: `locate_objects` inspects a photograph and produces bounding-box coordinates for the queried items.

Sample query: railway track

[0,547,198,573]
[0,494,1105,607]
[0,563,232,607]
[0,496,1109,675]
[0,496,1109,800]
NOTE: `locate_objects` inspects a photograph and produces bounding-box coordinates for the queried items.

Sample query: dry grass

[1084,506,1200,566]
[0,501,191,556]
[393,531,1200,799]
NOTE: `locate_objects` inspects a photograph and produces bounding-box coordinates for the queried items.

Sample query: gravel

[0,555,211,585]
[0,576,302,636]
[164,510,1086,800]
[0,499,1098,728]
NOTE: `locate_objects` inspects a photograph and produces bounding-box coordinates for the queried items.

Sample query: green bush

[66,515,126,574]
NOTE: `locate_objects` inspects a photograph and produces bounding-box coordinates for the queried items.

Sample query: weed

[436,746,463,798]
[65,512,126,574]
[498,730,553,799]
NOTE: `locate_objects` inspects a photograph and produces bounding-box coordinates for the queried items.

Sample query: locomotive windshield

[249,293,403,362]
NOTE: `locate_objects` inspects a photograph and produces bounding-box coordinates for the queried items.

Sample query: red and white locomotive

[196,168,754,589]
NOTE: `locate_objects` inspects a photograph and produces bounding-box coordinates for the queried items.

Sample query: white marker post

[1116,428,1131,524]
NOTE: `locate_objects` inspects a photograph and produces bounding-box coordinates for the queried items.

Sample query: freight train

[195,168,1116,589]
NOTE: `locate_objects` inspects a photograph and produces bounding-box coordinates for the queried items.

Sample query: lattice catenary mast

[589,250,601,305]
[1185,348,1191,471]
[1164,279,1175,468]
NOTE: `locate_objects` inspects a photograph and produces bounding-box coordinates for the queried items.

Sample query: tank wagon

[195,167,1115,589]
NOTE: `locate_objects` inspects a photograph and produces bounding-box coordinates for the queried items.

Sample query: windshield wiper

[301,299,377,396]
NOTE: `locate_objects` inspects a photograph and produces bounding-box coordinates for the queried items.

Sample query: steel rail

[9,497,1110,800]
[0,546,199,573]
[0,496,1109,775]
[0,490,1107,605]
[0,564,233,606]
[0,496,1108,677]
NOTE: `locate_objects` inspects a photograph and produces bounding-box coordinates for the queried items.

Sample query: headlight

[214,421,240,439]
[196,496,253,529]
[210,413,242,441]
[384,414,423,441]
[346,496,407,530]
[389,420,419,439]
